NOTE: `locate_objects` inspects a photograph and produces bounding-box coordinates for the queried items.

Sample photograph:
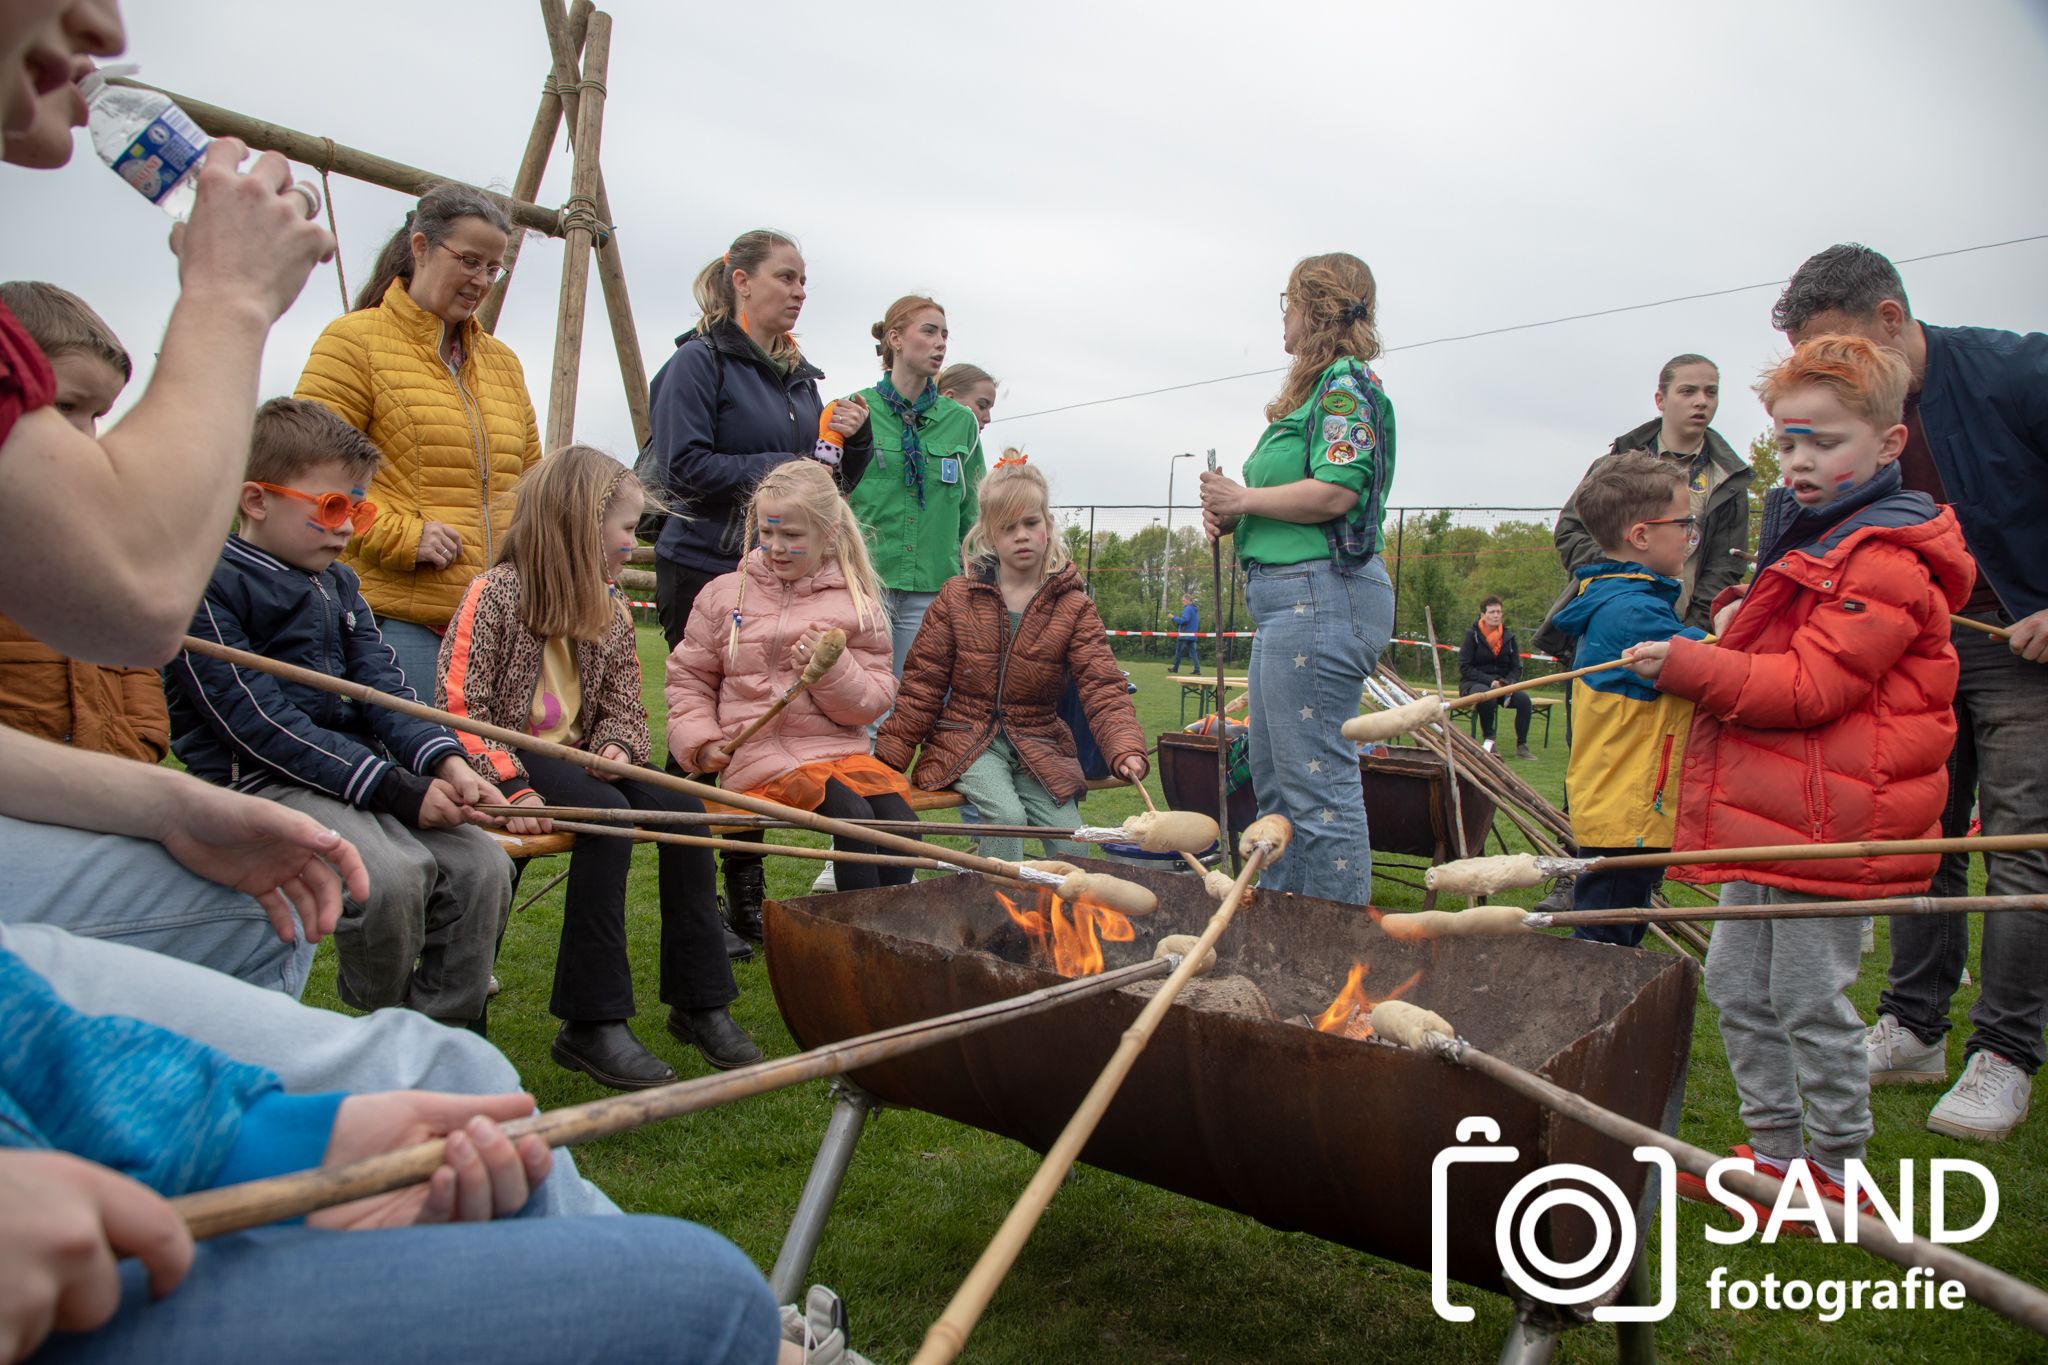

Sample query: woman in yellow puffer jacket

[295,184,543,693]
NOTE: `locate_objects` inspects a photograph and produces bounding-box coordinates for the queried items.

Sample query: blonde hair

[729,460,884,659]
[872,294,943,372]
[961,454,1070,577]
[936,362,997,396]
[1268,252,1382,421]
[691,228,805,367]
[498,444,648,641]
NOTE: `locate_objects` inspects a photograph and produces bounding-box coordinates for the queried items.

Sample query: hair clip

[993,450,1029,469]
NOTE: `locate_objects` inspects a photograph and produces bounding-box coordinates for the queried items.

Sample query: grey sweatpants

[260,787,510,1023]
[0,921,616,1217]
[1704,881,1873,1169]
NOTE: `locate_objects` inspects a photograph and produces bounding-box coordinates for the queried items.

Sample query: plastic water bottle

[80,66,210,220]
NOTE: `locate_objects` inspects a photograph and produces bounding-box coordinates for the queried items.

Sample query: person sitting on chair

[1458,596,1534,759]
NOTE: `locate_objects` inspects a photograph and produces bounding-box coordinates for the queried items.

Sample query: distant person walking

[1168,591,1200,673]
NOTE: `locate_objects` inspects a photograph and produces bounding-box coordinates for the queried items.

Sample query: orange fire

[1313,960,1424,1039]
[993,888,1135,977]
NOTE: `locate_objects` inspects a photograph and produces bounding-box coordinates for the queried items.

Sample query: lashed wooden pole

[912,817,1290,1365]
[173,956,1178,1240]
[476,1,592,332]
[541,0,652,446]
[544,9,612,451]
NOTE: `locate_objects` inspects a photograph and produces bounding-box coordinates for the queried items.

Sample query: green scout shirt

[846,389,986,593]
[1233,357,1396,568]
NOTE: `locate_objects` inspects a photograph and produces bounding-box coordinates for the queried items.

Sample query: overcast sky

[6,0,2046,515]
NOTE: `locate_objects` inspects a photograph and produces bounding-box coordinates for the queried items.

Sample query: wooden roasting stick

[1427,831,2048,897]
[1369,1001,2048,1339]
[1380,893,2048,942]
[912,815,1292,1365]
[1341,635,1716,745]
[718,628,844,757]
[1950,614,2011,642]
[171,955,1182,1240]
[176,635,1160,919]
[474,803,1220,856]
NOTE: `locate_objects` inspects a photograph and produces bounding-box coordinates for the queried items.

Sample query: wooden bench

[1411,684,1562,748]
[1175,675,1250,727]
[491,775,1131,863]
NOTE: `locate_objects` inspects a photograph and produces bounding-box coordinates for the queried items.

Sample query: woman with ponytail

[644,230,874,940]
[294,184,543,694]
[1198,253,1398,905]
[847,296,987,674]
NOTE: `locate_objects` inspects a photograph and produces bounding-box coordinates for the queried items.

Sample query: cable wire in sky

[991,232,2048,426]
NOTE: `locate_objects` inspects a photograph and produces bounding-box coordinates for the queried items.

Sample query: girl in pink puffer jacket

[665,460,915,889]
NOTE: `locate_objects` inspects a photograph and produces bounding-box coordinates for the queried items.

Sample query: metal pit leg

[1495,1301,1562,1365]
[768,1081,880,1305]
[1614,1246,1658,1365]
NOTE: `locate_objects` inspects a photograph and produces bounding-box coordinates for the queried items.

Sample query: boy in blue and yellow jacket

[1549,449,1708,945]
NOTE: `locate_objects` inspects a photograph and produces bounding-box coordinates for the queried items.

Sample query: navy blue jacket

[647,321,873,576]
[166,536,466,810]
[1918,322,2048,618]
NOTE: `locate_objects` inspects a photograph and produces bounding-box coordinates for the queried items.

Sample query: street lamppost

[1160,452,1195,634]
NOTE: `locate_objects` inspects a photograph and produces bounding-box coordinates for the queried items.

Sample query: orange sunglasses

[257,483,379,535]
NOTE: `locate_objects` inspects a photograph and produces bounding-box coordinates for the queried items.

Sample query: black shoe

[667,1006,763,1070]
[723,857,765,943]
[722,923,755,962]
[551,1021,677,1091]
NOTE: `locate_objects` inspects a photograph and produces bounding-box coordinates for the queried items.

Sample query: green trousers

[953,736,1084,865]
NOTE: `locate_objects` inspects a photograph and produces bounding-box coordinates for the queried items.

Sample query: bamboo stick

[1535,892,2048,929]
[1212,535,1235,875]
[173,635,1158,909]
[114,79,563,237]
[912,817,1290,1364]
[544,9,611,451]
[541,0,652,446]
[475,804,1207,850]
[1422,609,1472,910]
[524,818,954,876]
[172,955,1177,1240]
[1375,1005,2048,1339]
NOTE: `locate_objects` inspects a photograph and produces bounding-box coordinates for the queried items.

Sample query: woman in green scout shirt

[847,295,987,674]
[1199,253,1396,905]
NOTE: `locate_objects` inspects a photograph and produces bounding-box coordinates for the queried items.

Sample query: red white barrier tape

[1102,629,1256,639]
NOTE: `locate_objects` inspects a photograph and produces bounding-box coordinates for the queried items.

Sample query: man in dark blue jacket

[1168,592,1200,673]
[1774,243,2048,1141]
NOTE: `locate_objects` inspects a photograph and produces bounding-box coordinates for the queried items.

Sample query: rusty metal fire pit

[764,860,1697,1305]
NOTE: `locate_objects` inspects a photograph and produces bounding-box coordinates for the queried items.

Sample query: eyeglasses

[1642,514,1701,547]
[257,483,379,535]
[437,243,506,283]
[1278,292,1292,313]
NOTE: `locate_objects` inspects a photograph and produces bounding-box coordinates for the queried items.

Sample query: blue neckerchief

[875,375,938,508]
[1756,461,1904,569]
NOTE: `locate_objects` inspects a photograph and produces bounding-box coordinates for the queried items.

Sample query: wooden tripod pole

[912,818,1289,1365]
[172,956,1177,1241]
[543,8,611,451]
[477,0,592,332]
[173,636,1157,905]
[1379,1007,2048,1339]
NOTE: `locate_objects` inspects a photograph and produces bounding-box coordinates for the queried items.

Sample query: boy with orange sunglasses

[164,398,512,1031]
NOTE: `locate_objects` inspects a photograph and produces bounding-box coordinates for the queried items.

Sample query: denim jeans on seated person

[1242,556,1393,905]
[372,615,446,703]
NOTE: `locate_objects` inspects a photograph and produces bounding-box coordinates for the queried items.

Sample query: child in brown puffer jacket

[876,455,1147,862]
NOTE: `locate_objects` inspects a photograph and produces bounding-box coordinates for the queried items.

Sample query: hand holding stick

[720,628,845,757]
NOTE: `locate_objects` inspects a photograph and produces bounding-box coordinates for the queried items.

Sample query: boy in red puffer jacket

[1625,335,1974,1207]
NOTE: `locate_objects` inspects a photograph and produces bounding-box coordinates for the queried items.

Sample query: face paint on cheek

[1834,471,1857,484]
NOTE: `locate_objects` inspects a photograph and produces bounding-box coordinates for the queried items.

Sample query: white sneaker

[1865,1014,1945,1085]
[780,1285,873,1365]
[1927,1052,2032,1141]
[1860,917,1875,955]
[811,863,837,894]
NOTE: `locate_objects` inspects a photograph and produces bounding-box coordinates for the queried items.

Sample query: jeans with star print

[1242,555,1393,903]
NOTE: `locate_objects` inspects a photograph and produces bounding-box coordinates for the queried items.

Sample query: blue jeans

[373,616,446,703]
[883,588,939,677]
[1243,557,1393,903]
[0,814,315,994]
[1878,624,2048,1073]
[40,1215,779,1365]
[1169,636,1200,672]
[1567,847,1663,948]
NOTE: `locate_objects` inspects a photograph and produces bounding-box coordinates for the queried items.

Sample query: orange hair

[1756,334,1909,429]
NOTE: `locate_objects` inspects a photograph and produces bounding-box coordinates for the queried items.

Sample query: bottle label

[110,106,207,205]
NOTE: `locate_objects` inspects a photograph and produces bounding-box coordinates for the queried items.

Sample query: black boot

[667,1006,763,1070]
[551,1020,677,1090]
[723,855,765,944]
[714,893,755,961]
[1534,873,1577,915]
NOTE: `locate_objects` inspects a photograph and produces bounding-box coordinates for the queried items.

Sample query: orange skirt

[743,753,912,813]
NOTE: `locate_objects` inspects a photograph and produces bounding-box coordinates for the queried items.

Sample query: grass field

[302,628,2048,1363]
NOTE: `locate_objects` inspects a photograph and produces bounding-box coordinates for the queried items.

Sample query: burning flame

[994,888,1135,977]
[1313,960,1424,1039]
